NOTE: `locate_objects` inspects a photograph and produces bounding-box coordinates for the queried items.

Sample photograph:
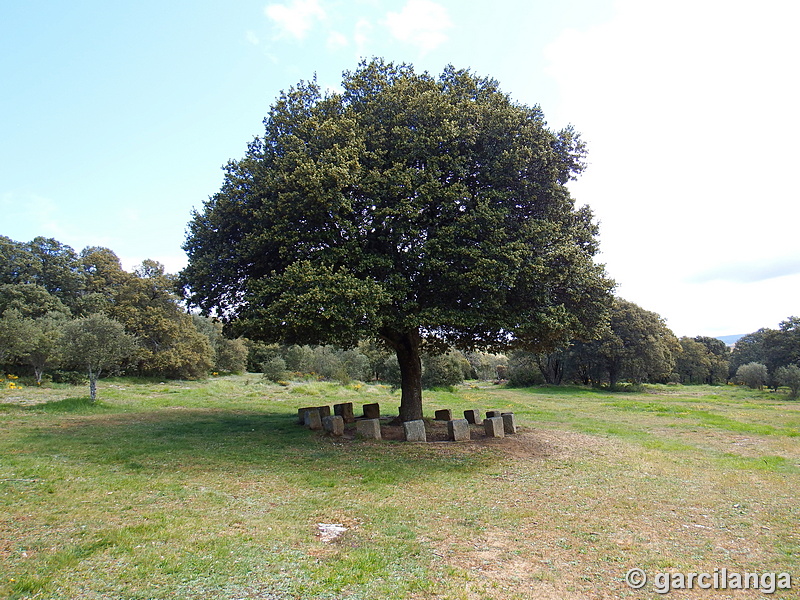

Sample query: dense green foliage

[60,313,138,400]
[674,336,730,385]
[730,317,800,385]
[525,298,681,389]
[181,59,613,420]
[0,236,248,384]
[736,362,769,390]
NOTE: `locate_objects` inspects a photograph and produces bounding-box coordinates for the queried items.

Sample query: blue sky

[2,0,798,337]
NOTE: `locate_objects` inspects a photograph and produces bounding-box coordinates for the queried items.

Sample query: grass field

[1,375,798,599]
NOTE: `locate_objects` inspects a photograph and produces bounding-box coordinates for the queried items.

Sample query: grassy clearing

[1,376,798,599]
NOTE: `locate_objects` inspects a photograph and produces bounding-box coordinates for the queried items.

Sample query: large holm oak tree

[181,59,613,421]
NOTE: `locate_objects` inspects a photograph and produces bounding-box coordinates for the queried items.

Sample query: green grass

[1,376,799,599]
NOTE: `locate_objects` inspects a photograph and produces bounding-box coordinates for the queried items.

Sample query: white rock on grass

[316,523,348,543]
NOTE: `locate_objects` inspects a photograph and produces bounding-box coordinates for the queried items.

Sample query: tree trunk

[381,328,423,422]
[89,374,98,402]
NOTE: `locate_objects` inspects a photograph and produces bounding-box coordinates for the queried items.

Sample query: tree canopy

[182,59,613,420]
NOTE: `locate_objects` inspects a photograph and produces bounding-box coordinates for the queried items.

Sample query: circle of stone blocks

[463,409,482,424]
[485,410,503,418]
[403,419,427,442]
[447,418,470,441]
[356,418,381,439]
[322,415,344,436]
[305,408,323,430]
[434,409,453,421]
[362,403,380,419]
[333,402,355,423]
[484,416,505,438]
[316,405,331,418]
[501,412,517,434]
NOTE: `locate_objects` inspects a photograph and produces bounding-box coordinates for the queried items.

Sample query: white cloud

[354,18,372,56]
[546,0,800,335]
[327,30,349,51]
[265,0,326,40]
[245,30,260,45]
[384,0,452,54]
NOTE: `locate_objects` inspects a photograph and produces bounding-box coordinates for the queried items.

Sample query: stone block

[298,406,316,424]
[322,415,344,436]
[362,403,380,419]
[356,418,381,439]
[305,408,323,430]
[486,410,503,418]
[434,409,453,421]
[448,418,470,441]
[333,402,355,423]
[463,409,482,424]
[317,405,331,418]
[403,419,427,442]
[484,416,505,438]
[501,412,517,435]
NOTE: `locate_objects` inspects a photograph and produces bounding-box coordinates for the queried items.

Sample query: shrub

[421,352,466,389]
[506,351,544,387]
[245,340,281,372]
[284,344,314,373]
[262,357,288,382]
[214,337,248,373]
[736,362,769,390]
[775,364,800,399]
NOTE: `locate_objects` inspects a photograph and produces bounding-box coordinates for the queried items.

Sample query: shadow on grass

[37,397,109,413]
[505,384,618,397]
[20,407,496,484]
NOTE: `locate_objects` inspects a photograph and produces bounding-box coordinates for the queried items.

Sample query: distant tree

[0,236,35,285]
[465,351,508,381]
[243,340,281,373]
[192,316,248,373]
[774,317,800,368]
[421,351,468,388]
[506,350,544,387]
[693,336,730,384]
[775,364,800,399]
[0,283,71,319]
[180,59,613,421]
[357,340,391,381]
[75,246,128,315]
[109,260,213,379]
[24,237,85,309]
[212,336,248,374]
[730,318,800,382]
[19,313,68,383]
[60,313,138,401]
[736,362,769,390]
[571,298,680,388]
[535,347,569,385]
[0,309,35,366]
[675,337,712,384]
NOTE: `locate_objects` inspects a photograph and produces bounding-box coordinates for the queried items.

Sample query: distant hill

[716,334,745,346]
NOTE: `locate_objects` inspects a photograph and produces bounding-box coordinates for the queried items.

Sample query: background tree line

[0,236,247,389]
[2,235,797,398]
[503,298,799,398]
[0,235,504,391]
